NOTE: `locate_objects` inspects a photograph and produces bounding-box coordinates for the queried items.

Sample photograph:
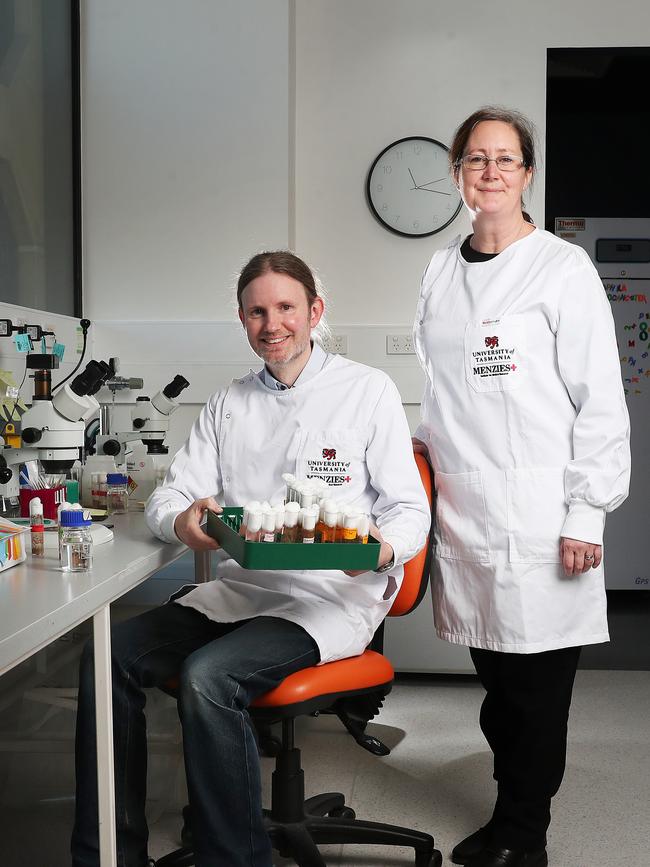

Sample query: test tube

[245,509,263,542]
[90,473,101,509]
[281,501,301,542]
[300,507,317,544]
[261,508,276,543]
[282,473,297,504]
[240,500,260,537]
[341,509,359,543]
[273,504,285,542]
[320,504,338,543]
[29,496,45,557]
[356,513,370,544]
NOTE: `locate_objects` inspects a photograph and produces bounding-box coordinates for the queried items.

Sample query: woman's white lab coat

[414,229,630,653]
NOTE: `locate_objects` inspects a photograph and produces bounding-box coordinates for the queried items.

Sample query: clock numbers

[366,136,463,237]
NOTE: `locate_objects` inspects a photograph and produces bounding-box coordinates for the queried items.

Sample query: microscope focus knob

[21,427,43,445]
[0,464,12,484]
[102,439,122,456]
[132,418,147,429]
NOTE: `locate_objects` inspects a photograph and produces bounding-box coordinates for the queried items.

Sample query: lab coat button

[225,476,231,482]
[225,412,231,419]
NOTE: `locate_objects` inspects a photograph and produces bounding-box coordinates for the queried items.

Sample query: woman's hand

[174,497,222,551]
[412,436,428,456]
[560,536,602,576]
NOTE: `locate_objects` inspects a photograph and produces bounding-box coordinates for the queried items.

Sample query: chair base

[157,797,441,867]
[267,790,441,866]
[157,716,442,867]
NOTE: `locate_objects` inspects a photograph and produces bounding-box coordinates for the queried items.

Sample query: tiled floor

[1,668,648,866]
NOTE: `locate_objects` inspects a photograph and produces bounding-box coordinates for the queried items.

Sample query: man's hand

[560,536,602,576]
[174,498,222,551]
[344,524,393,577]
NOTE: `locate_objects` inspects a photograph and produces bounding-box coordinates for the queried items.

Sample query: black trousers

[469,645,582,850]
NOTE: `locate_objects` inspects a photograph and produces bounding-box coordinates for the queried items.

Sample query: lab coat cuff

[379,532,407,568]
[160,510,184,544]
[561,501,606,546]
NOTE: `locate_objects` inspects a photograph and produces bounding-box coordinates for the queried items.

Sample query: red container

[20,486,66,521]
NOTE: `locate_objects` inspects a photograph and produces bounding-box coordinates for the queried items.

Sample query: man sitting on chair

[71,251,430,867]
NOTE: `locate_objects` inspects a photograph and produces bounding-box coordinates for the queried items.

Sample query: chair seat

[251,649,394,709]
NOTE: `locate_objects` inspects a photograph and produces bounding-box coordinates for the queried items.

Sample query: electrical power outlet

[386,334,415,354]
[323,334,348,354]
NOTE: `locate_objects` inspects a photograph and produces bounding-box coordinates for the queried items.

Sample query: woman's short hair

[449,105,537,174]
[449,105,537,222]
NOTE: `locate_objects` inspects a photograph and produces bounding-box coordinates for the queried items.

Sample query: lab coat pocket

[465,315,526,393]
[506,467,566,563]
[435,471,492,563]
[296,429,368,498]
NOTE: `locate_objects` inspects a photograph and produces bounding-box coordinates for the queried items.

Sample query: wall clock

[366,136,462,237]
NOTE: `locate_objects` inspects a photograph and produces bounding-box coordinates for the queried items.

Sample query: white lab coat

[146,350,430,664]
[413,229,630,653]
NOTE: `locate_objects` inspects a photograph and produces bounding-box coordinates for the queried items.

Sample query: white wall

[81,0,290,322]
[8,0,650,449]
[294,0,650,326]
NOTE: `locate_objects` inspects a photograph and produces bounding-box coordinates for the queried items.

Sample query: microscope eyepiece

[162,375,190,400]
[70,360,112,397]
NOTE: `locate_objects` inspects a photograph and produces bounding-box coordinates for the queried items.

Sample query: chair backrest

[387,451,433,618]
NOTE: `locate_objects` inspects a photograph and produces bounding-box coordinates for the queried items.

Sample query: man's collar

[260,342,328,391]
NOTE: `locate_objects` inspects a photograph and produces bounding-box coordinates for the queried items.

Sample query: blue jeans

[71,600,320,867]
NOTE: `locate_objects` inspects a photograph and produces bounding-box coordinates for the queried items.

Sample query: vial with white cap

[320,501,339,543]
[244,509,263,542]
[356,514,370,544]
[261,508,276,543]
[341,508,359,543]
[240,500,261,537]
[273,504,285,541]
[299,507,317,543]
[29,497,45,557]
[281,501,301,542]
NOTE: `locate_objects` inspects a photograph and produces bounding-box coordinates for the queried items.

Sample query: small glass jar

[106,472,128,515]
[60,510,93,572]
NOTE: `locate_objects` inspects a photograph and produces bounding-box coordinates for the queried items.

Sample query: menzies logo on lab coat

[465,317,525,392]
[305,447,352,486]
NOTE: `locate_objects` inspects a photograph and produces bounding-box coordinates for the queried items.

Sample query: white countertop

[0,513,186,674]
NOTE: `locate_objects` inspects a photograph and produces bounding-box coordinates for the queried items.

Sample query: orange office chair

[158,452,440,867]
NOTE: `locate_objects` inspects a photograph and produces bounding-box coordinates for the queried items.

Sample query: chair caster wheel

[328,806,356,819]
[415,849,442,867]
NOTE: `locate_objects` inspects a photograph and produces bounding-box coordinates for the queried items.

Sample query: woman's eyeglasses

[458,154,526,172]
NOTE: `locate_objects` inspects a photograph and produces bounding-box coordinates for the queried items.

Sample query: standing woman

[412,106,630,867]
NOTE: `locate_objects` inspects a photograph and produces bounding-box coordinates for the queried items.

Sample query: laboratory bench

[0,512,201,867]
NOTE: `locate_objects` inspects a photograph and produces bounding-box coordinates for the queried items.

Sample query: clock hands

[415,187,452,196]
[417,176,447,188]
[408,171,451,195]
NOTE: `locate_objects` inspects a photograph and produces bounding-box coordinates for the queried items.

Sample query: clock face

[366,137,462,237]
